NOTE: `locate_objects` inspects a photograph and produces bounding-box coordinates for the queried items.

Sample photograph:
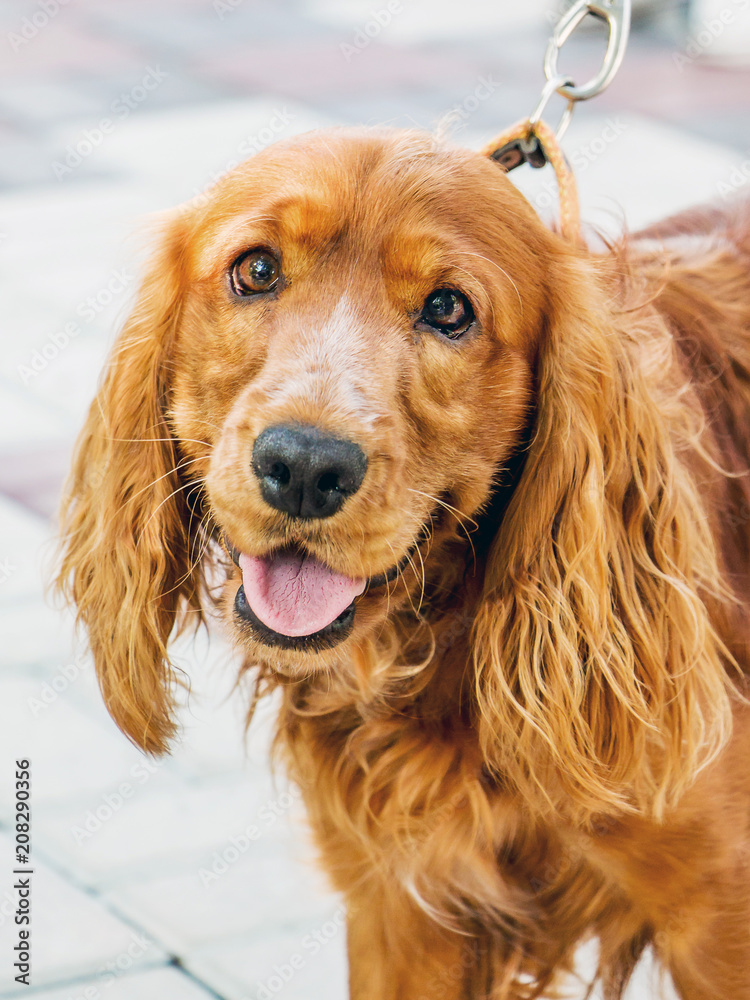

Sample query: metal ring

[529,75,576,141]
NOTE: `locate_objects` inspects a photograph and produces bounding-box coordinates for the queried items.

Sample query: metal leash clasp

[489,0,631,172]
[491,74,575,170]
[544,0,632,103]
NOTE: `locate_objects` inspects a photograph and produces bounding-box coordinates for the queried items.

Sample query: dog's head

[185,130,550,656]
[58,127,731,819]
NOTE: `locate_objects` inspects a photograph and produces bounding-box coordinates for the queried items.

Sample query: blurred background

[0,1,748,998]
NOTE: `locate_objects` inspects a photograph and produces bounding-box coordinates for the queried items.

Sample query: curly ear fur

[56,217,205,753]
[472,250,737,822]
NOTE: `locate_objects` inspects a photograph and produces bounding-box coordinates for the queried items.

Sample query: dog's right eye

[230,249,280,296]
[417,288,475,340]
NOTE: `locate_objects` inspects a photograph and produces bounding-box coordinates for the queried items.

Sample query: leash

[482,0,632,246]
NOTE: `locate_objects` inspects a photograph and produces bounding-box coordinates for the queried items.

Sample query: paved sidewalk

[0,2,748,998]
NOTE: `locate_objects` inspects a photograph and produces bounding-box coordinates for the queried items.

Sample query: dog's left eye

[418,288,474,339]
[230,249,280,296]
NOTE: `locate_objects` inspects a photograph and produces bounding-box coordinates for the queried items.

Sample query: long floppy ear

[57,215,206,754]
[473,249,736,822]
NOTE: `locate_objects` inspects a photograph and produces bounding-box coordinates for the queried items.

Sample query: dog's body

[58,129,750,999]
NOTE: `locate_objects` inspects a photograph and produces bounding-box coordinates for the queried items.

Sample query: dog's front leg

[346,882,475,1000]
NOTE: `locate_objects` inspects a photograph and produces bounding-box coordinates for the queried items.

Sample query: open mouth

[226,538,422,651]
[236,546,366,649]
[234,581,359,651]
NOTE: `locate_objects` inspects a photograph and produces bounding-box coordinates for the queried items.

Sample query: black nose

[252,424,368,519]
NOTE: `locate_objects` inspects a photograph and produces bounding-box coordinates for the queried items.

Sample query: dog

[58,127,750,999]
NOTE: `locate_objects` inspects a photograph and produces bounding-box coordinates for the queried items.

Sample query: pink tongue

[239,550,366,637]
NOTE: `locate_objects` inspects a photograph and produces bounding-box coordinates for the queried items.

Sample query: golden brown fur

[57,128,750,998]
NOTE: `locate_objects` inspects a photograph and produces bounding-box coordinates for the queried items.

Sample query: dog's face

[166,129,551,671]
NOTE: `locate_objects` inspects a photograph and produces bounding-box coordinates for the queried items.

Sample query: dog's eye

[230,249,280,296]
[418,288,474,339]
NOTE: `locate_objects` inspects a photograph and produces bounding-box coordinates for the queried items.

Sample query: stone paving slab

[36,773,286,892]
[105,838,336,954]
[192,37,485,101]
[185,920,348,1000]
[1,21,143,87]
[0,833,168,996]
[16,965,223,1000]
[0,497,56,603]
[308,0,555,42]
[0,599,77,671]
[0,676,181,813]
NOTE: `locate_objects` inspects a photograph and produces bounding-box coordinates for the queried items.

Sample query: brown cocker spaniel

[58,128,750,1000]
